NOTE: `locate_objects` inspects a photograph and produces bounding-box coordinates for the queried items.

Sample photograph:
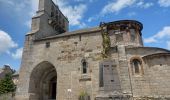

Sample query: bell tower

[29,0,69,39]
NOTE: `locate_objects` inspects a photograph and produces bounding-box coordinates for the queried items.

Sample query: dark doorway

[29,61,57,100]
[51,82,56,99]
[50,76,57,99]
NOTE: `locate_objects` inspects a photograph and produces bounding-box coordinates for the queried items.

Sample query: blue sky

[0,0,170,70]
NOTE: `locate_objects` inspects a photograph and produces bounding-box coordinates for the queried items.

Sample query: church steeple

[29,0,69,39]
[38,0,54,14]
[38,0,46,11]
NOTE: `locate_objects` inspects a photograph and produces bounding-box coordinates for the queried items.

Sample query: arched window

[133,59,140,73]
[82,59,87,74]
[131,58,143,74]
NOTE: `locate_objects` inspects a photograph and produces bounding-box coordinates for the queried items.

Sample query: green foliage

[79,91,88,97]
[0,74,16,95]
[101,24,111,58]
[79,91,90,100]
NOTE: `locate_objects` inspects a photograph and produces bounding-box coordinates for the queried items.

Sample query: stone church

[16,0,170,100]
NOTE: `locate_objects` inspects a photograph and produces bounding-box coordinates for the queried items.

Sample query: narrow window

[99,64,104,87]
[82,59,87,74]
[132,59,141,74]
[79,35,81,41]
[46,42,50,48]
[51,6,55,17]
[134,60,139,73]
[51,12,54,17]
[130,29,136,42]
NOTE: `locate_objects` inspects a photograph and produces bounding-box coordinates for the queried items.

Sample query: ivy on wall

[100,22,111,59]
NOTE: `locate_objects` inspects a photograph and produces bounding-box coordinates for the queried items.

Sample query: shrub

[0,74,16,95]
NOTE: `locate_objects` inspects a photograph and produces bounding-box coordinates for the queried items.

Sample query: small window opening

[51,6,55,17]
[46,42,50,48]
[99,64,103,87]
[130,29,136,42]
[51,12,54,17]
[82,59,87,74]
[79,35,81,41]
[132,59,141,74]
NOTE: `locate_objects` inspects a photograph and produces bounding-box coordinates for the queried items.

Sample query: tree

[0,74,16,95]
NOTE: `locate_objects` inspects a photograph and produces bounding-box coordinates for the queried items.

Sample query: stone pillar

[117,45,133,97]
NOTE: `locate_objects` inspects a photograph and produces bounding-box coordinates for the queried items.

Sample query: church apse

[106,20,143,47]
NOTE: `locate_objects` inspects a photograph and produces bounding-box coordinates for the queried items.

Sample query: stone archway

[29,61,57,100]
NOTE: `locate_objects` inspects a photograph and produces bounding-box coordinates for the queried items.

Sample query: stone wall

[17,29,104,100]
[126,47,170,99]
[16,17,170,100]
[143,54,170,97]
[0,93,15,100]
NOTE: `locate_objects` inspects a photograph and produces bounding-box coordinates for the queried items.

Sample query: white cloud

[1,0,88,29]
[127,12,136,17]
[25,20,32,28]
[55,0,87,27]
[137,1,153,8]
[87,17,94,22]
[101,0,136,14]
[0,30,23,59]
[153,26,170,38]
[101,0,154,15]
[158,0,170,7]
[0,0,14,5]
[74,0,96,2]
[11,48,23,59]
[167,41,170,49]
[0,0,38,28]
[144,26,170,50]
[144,37,157,43]
[20,0,87,28]
[0,30,18,54]
[87,15,100,22]
[23,0,38,28]
[144,26,170,43]
[144,2,154,8]
[29,0,39,16]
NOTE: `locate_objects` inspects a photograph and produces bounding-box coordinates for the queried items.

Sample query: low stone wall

[0,93,15,100]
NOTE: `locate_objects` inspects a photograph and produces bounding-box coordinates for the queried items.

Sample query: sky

[0,0,170,71]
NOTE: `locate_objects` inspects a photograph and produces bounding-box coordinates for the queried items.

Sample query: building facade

[0,65,13,80]
[16,0,170,100]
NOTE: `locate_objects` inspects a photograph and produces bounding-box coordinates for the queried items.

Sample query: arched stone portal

[29,61,57,100]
